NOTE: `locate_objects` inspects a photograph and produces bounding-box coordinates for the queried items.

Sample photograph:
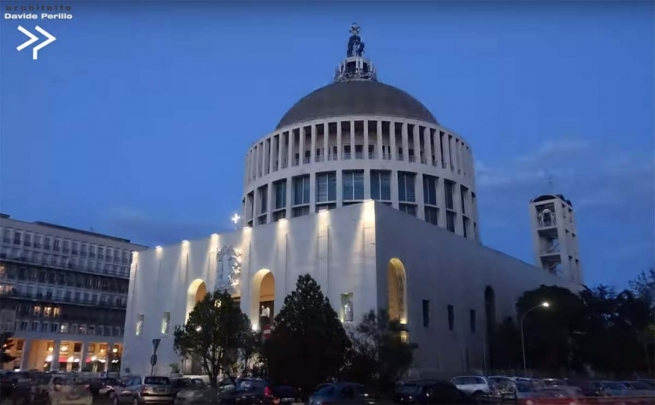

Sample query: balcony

[0,290,127,309]
[0,253,130,279]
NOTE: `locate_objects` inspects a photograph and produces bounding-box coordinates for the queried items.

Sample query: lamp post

[231,213,241,230]
[521,301,549,374]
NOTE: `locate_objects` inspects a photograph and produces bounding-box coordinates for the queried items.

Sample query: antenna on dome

[335,24,377,82]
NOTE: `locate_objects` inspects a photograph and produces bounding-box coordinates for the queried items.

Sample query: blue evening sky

[1,1,653,289]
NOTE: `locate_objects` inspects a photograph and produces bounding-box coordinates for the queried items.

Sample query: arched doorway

[251,270,275,330]
[387,258,408,324]
[186,279,207,321]
[484,286,497,367]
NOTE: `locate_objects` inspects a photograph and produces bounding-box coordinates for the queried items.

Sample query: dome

[276,80,439,130]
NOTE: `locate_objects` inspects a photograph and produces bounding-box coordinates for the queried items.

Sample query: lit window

[340,293,354,323]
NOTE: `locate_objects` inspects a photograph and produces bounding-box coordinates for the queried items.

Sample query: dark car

[9,372,52,405]
[394,381,472,405]
[309,382,375,405]
[219,379,302,405]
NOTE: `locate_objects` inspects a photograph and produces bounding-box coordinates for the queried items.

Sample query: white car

[35,375,93,405]
[450,376,491,399]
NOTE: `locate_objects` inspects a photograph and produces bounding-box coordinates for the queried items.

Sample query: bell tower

[529,194,583,284]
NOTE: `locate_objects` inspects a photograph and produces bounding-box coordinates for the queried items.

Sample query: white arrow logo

[17,26,56,60]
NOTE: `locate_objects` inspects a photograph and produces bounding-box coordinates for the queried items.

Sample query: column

[390,121,397,161]
[401,122,409,162]
[80,342,88,372]
[299,127,305,165]
[323,123,329,161]
[454,185,463,235]
[415,173,425,220]
[51,340,61,370]
[363,169,371,200]
[350,120,355,159]
[269,137,275,173]
[252,187,259,225]
[285,176,293,218]
[424,127,433,166]
[376,120,383,160]
[336,170,343,207]
[435,132,443,168]
[20,339,31,370]
[288,129,295,167]
[363,120,369,159]
[259,142,265,176]
[337,121,342,160]
[310,124,317,163]
[444,135,452,170]
[437,177,447,228]
[412,125,420,164]
[278,134,285,170]
[390,170,399,209]
[266,182,274,223]
[309,172,316,213]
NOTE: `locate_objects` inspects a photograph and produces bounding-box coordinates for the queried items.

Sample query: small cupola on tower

[334,24,378,82]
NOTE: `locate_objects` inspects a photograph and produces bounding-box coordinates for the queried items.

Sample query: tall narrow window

[445,180,455,210]
[316,172,337,203]
[398,172,416,202]
[292,175,310,206]
[274,180,287,210]
[470,309,476,333]
[343,170,364,201]
[258,186,268,215]
[161,312,170,334]
[447,305,454,331]
[423,175,438,205]
[370,170,391,201]
[424,207,438,225]
[422,300,430,327]
[136,314,144,336]
[446,212,456,233]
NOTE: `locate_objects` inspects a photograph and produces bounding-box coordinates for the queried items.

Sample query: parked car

[11,373,92,405]
[450,376,491,400]
[591,380,629,397]
[114,375,175,404]
[309,382,374,405]
[496,381,539,403]
[621,381,654,397]
[219,379,303,405]
[94,377,124,399]
[393,380,471,404]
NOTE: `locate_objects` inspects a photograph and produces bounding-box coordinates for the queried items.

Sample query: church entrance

[251,270,275,331]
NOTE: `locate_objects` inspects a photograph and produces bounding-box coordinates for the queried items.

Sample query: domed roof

[276,80,438,130]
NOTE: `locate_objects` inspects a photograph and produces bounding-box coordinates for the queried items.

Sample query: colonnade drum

[242,117,480,241]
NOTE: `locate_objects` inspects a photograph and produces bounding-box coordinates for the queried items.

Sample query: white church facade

[121,26,581,378]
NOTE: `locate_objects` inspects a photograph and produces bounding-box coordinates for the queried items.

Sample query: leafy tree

[630,268,655,306]
[173,291,253,388]
[488,317,522,370]
[264,274,350,392]
[342,309,416,394]
[1,333,16,364]
[516,285,590,373]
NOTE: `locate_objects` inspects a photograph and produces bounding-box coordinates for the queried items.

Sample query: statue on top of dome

[347,23,365,57]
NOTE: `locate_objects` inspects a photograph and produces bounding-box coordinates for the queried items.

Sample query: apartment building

[0,213,145,372]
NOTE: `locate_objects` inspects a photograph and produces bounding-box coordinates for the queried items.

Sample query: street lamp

[521,301,550,373]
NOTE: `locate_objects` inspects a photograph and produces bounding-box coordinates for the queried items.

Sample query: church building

[122,26,580,378]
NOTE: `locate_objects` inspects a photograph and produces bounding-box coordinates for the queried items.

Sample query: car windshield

[396,385,420,394]
[144,377,170,385]
[543,379,566,387]
[516,383,534,393]
[602,382,625,390]
[314,385,335,396]
[630,381,651,390]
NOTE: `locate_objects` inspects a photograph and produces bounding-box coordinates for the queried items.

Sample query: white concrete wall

[122,203,378,378]
[373,202,580,376]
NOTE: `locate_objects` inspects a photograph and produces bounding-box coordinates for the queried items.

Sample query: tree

[264,274,350,392]
[1,333,16,364]
[342,310,416,394]
[516,285,590,373]
[173,291,253,388]
[630,268,655,306]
